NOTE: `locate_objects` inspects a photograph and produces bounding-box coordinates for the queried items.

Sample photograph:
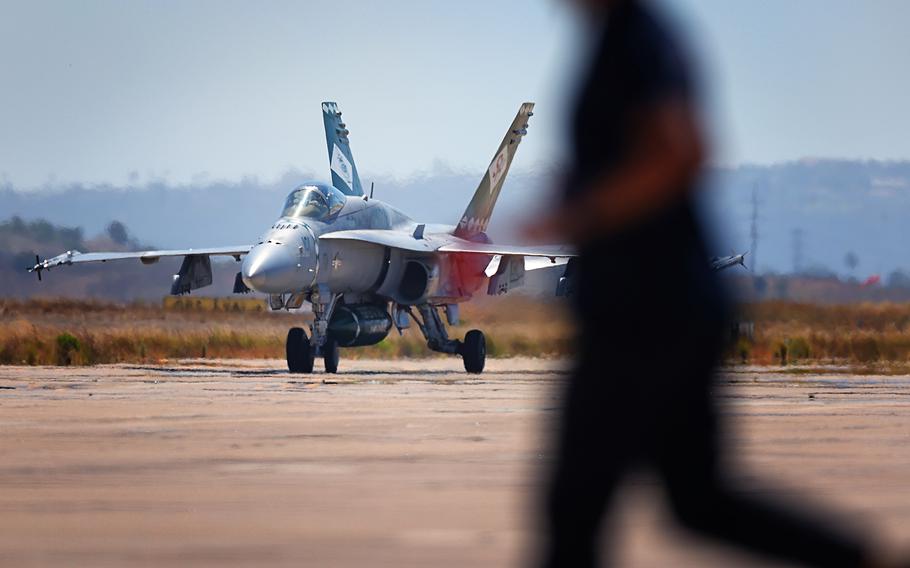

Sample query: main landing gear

[285,298,487,375]
[411,304,486,374]
[461,329,486,374]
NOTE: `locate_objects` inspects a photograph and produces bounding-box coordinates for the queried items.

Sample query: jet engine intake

[397,260,438,304]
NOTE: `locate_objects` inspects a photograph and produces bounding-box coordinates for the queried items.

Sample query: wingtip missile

[710,250,749,272]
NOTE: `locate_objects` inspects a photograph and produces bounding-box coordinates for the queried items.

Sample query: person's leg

[656,352,869,566]
[541,356,630,568]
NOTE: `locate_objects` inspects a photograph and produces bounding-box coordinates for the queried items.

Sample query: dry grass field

[0,297,574,366]
[9,298,910,369]
[738,301,910,367]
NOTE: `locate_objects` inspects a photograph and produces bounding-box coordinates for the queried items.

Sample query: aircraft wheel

[323,335,340,374]
[461,329,486,374]
[287,327,314,373]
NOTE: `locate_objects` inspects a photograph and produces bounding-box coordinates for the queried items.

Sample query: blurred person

[524,0,899,566]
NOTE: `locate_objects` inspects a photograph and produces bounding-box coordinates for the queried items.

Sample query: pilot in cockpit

[282,184,345,222]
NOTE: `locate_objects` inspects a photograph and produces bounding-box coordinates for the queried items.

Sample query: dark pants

[542,265,868,567]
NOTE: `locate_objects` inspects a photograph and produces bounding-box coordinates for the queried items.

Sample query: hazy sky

[2,0,909,188]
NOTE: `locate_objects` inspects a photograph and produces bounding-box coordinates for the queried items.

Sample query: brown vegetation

[0,296,574,366]
[731,301,910,367]
[9,297,910,368]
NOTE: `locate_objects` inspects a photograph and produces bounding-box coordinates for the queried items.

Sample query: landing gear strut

[411,304,487,374]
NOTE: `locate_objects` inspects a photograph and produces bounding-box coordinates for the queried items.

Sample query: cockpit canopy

[281,184,346,221]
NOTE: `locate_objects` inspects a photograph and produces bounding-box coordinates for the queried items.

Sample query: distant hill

[705,159,910,278]
[3,158,910,300]
[0,216,238,299]
[0,166,555,250]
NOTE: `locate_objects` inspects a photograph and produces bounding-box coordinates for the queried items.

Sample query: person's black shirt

[564,1,718,317]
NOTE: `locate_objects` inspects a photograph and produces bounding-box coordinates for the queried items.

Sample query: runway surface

[0,359,908,567]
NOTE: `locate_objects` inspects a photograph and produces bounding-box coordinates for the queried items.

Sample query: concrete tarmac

[0,359,908,567]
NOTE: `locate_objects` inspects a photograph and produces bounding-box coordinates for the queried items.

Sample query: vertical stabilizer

[454,102,534,239]
[321,101,364,196]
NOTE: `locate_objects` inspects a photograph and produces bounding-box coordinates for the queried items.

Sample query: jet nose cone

[241,244,298,294]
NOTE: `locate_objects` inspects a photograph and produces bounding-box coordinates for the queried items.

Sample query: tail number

[488,147,509,194]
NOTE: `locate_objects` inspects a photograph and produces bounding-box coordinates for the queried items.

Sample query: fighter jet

[30,102,574,374]
[711,251,748,272]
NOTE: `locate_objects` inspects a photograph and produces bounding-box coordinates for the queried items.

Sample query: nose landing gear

[286,327,314,373]
[286,288,343,375]
[323,336,340,374]
[286,327,341,375]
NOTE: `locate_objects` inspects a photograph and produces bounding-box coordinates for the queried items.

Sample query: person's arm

[527,99,705,244]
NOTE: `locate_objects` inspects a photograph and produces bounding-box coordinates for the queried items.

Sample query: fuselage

[240,183,490,305]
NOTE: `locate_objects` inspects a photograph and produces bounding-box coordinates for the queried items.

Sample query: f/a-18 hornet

[31,102,576,374]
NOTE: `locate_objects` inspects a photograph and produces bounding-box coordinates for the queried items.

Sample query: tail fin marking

[321,101,364,196]
[454,102,535,238]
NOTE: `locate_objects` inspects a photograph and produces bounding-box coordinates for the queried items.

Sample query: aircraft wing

[31,245,253,272]
[29,245,254,294]
[320,229,576,259]
[318,229,443,253]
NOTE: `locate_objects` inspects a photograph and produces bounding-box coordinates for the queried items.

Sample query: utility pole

[792,228,804,275]
[750,184,759,272]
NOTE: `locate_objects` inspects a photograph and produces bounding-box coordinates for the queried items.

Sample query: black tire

[323,335,340,374]
[462,329,486,374]
[287,327,314,374]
